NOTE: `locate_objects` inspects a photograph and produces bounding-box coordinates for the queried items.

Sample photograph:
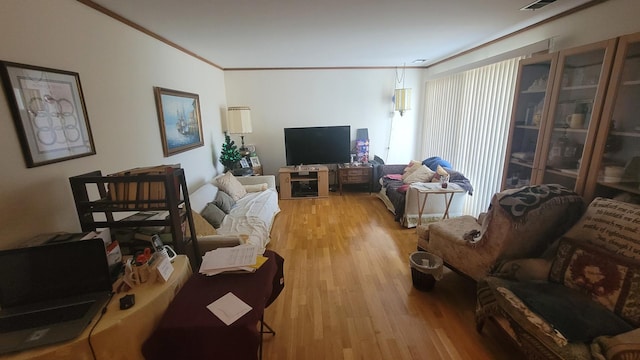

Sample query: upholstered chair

[417,184,585,281]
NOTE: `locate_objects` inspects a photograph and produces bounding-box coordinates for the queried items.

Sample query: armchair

[417,184,585,281]
[476,197,640,360]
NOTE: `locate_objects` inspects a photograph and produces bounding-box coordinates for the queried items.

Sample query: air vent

[521,0,557,10]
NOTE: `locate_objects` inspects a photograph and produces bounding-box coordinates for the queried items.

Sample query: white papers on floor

[207,292,252,325]
[199,244,259,275]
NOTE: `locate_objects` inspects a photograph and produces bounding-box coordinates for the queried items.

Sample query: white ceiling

[86,0,596,69]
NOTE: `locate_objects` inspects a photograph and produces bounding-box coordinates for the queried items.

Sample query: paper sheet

[207,292,252,325]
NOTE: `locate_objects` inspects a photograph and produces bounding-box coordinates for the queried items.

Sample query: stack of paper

[199,244,268,276]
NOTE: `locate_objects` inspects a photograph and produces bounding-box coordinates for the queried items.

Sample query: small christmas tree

[220,133,241,172]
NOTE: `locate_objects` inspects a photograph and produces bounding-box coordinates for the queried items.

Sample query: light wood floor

[262,191,522,360]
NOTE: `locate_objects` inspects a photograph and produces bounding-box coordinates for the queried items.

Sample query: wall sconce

[394,65,411,116]
[394,88,411,116]
[227,106,252,157]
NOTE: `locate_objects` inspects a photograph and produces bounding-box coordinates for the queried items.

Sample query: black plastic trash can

[409,251,443,291]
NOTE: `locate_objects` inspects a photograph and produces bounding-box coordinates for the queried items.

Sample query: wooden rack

[68,167,200,267]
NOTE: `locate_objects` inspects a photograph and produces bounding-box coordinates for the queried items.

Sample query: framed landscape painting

[153,87,204,157]
[0,61,96,167]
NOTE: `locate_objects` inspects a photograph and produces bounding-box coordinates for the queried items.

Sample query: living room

[0,0,636,248]
[1,0,640,359]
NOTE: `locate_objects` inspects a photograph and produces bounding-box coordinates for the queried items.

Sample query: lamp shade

[227,107,252,134]
[394,88,412,115]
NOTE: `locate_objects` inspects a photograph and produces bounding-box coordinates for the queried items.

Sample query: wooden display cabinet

[279,165,329,199]
[502,38,619,195]
[585,32,640,201]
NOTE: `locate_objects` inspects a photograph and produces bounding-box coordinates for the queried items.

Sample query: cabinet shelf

[597,181,640,194]
[509,159,534,168]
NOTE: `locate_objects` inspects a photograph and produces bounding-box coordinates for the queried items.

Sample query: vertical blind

[422,56,523,216]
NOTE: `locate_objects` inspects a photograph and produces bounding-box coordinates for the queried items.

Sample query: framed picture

[153,87,204,157]
[0,61,96,167]
[250,156,261,167]
[239,158,250,168]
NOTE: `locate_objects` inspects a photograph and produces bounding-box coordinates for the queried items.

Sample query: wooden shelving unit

[278,165,329,199]
[68,167,200,267]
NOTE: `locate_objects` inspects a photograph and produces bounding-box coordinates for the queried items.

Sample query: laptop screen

[0,238,112,308]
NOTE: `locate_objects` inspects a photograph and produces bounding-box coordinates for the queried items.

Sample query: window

[422,56,523,215]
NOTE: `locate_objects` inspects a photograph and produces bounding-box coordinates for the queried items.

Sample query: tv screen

[284,126,351,166]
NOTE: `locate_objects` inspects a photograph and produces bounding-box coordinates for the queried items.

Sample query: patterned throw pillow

[216,172,247,201]
[549,237,640,326]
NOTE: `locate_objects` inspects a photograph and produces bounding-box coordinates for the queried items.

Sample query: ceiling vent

[521,0,557,10]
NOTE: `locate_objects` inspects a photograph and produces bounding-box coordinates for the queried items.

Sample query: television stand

[279,165,329,199]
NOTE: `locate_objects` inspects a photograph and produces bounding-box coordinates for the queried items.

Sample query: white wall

[0,0,227,248]
[224,68,422,176]
[427,0,640,77]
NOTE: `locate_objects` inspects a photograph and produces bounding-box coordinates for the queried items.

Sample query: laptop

[0,238,113,355]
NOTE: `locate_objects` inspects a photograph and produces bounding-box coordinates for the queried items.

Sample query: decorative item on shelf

[604,120,622,155]
[355,128,369,163]
[526,76,547,92]
[227,106,252,157]
[532,99,544,127]
[394,64,411,116]
[548,131,570,168]
[220,133,242,172]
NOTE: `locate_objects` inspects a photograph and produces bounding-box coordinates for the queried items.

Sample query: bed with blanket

[372,157,473,228]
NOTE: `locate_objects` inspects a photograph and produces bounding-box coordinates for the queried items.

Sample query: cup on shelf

[566,113,585,129]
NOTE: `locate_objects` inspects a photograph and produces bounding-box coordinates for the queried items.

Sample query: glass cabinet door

[586,33,640,201]
[502,54,558,190]
[538,39,617,193]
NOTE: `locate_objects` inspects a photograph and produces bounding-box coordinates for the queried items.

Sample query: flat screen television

[284,125,351,166]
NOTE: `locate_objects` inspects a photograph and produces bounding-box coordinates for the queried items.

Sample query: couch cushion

[549,237,640,326]
[563,197,640,260]
[501,281,633,342]
[216,172,247,201]
[214,190,235,214]
[189,183,219,213]
[200,202,226,228]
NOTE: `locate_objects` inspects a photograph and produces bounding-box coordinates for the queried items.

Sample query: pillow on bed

[403,165,436,184]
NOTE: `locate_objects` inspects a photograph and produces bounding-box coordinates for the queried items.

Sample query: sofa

[187,172,280,255]
[418,184,585,281]
[476,197,640,360]
[373,158,473,228]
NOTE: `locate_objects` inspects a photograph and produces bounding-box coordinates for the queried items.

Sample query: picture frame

[250,156,261,167]
[153,87,204,157]
[0,61,96,167]
[239,158,250,168]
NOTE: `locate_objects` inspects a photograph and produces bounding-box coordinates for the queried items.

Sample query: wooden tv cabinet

[279,165,329,199]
